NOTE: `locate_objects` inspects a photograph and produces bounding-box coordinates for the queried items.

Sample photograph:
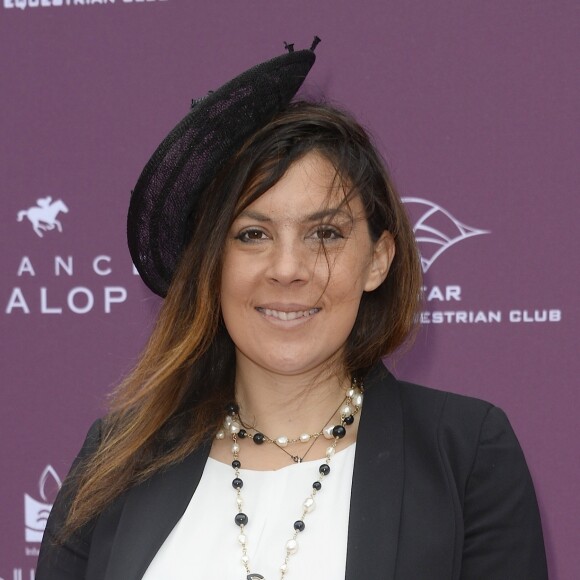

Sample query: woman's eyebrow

[238,207,353,223]
[307,208,353,222]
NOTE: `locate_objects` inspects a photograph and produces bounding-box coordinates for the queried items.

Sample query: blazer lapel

[101,440,211,580]
[345,364,404,580]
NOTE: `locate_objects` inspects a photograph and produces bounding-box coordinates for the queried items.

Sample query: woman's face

[220,151,393,378]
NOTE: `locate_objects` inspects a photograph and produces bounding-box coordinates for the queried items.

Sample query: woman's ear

[364,231,395,292]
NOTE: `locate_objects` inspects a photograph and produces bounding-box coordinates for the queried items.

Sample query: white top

[143,443,357,579]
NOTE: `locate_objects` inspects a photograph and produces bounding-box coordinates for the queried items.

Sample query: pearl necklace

[216,379,364,579]
[216,382,364,463]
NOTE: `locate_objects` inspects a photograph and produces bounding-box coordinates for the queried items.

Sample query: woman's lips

[256,307,321,321]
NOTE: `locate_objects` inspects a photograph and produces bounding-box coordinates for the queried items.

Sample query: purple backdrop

[1,1,578,577]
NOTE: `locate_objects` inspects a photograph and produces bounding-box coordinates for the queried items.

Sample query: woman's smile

[256,305,321,323]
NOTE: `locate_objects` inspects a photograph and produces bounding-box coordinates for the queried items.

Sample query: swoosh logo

[402,197,490,272]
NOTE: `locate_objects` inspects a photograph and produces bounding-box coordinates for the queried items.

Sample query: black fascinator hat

[128,37,320,297]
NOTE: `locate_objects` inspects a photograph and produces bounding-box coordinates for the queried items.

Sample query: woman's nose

[266,239,311,285]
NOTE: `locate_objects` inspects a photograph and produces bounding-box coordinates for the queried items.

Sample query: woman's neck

[233,360,350,438]
[209,355,360,470]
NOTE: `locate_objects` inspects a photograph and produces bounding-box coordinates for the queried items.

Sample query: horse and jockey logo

[17,196,69,238]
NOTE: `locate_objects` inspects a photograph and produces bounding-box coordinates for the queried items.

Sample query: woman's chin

[236,346,342,378]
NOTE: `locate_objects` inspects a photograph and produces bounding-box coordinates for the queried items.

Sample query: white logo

[24,465,62,542]
[402,197,489,273]
[17,197,69,238]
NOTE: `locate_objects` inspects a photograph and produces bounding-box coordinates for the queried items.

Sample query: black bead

[319,463,331,476]
[225,402,239,416]
[238,429,247,438]
[253,432,265,445]
[235,512,248,526]
[312,481,322,491]
[232,478,244,489]
[332,425,346,439]
[343,415,355,425]
[231,460,241,469]
[294,520,305,532]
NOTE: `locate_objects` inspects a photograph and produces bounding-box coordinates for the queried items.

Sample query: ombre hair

[62,101,422,537]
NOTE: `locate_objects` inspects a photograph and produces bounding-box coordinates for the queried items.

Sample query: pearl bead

[215,429,225,440]
[326,446,336,458]
[224,416,233,428]
[303,497,315,512]
[229,421,241,434]
[241,555,249,564]
[276,436,289,447]
[346,387,355,398]
[323,425,335,439]
[341,404,352,417]
[238,533,246,545]
[299,433,311,443]
[353,393,363,407]
[286,539,298,554]
[232,443,240,454]
[332,425,346,439]
[235,512,248,526]
[280,563,288,573]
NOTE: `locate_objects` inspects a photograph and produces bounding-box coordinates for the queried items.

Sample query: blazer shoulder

[365,363,496,430]
[387,373,494,423]
[387,374,532,500]
[379,373,501,468]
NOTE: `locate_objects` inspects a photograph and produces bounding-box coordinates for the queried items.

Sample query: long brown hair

[62,101,422,537]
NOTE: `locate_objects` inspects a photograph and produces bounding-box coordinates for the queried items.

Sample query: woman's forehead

[240,151,362,219]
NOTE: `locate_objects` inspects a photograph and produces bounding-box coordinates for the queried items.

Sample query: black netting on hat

[127,47,317,297]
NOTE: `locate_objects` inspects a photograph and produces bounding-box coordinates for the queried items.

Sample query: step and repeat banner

[1,1,577,578]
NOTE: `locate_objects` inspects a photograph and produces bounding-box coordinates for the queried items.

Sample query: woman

[37,42,548,579]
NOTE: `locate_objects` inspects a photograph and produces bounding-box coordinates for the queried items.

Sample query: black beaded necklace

[216,379,364,579]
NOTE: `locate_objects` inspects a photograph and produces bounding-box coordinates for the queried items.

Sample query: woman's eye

[314,227,342,241]
[235,229,267,243]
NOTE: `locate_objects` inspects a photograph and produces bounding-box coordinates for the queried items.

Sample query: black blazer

[37,364,548,579]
